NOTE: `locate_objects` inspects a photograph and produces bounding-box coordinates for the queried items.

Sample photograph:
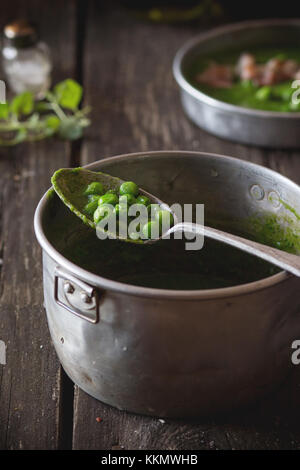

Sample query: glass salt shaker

[1,19,52,99]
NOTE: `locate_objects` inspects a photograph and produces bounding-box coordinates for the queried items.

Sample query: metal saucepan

[173,19,300,148]
[34,151,300,417]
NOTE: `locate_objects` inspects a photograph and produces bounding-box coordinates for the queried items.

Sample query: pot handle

[54,266,100,324]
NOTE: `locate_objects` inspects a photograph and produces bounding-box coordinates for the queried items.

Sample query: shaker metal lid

[3,19,38,48]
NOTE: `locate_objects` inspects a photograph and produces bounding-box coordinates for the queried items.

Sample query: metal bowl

[173,19,300,148]
[34,151,300,417]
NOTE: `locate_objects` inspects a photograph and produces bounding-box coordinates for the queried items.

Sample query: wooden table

[1,1,300,450]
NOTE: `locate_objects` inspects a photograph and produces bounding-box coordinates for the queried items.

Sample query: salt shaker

[1,19,52,99]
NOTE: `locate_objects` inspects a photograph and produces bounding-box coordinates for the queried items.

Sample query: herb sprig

[0,79,90,146]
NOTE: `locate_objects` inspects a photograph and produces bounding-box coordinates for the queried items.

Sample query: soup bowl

[173,19,300,148]
[34,151,300,417]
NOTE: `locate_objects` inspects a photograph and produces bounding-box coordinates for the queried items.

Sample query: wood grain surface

[0,0,77,450]
[1,0,300,450]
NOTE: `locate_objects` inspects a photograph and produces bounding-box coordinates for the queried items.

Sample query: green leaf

[58,117,83,140]
[46,115,60,130]
[0,78,90,146]
[53,79,82,110]
[0,103,9,119]
[43,115,60,137]
[10,92,34,116]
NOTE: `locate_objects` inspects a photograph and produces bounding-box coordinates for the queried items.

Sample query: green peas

[136,195,150,206]
[281,88,294,102]
[147,203,160,217]
[114,203,128,217]
[84,176,167,241]
[155,210,174,227]
[84,182,105,196]
[272,82,294,102]
[142,220,161,239]
[106,188,118,195]
[84,199,99,217]
[114,203,121,216]
[119,194,136,206]
[255,86,272,101]
[98,193,119,206]
[93,204,114,224]
[128,221,142,241]
[88,194,100,202]
[119,181,139,197]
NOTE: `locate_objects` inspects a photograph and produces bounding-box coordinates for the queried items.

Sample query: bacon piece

[282,60,299,79]
[196,62,233,88]
[260,58,285,85]
[236,53,258,81]
[260,59,299,85]
[197,54,300,89]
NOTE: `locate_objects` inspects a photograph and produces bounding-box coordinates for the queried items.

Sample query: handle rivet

[54,267,100,323]
[64,282,75,294]
[80,291,91,304]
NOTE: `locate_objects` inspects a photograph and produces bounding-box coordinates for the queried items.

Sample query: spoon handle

[167,222,300,277]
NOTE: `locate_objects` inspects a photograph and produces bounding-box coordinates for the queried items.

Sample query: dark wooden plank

[73,3,300,450]
[0,0,77,449]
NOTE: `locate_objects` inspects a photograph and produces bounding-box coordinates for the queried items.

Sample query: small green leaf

[0,103,9,119]
[10,92,34,116]
[54,79,82,110]
[46,115,60,130]
[43,115,61,137]
[58,117,83,140]
[0,78,90,146]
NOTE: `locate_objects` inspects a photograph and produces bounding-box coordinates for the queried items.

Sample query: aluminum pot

[34,151,300,417]
[173,19,300,148]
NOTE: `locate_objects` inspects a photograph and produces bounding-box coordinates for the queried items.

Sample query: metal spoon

[52,168,300,277]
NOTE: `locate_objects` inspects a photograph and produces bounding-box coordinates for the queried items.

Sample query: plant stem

[50,102,68,121]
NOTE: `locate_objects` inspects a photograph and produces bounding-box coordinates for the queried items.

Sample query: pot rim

[173,18,300,119]
[34,150,295,300]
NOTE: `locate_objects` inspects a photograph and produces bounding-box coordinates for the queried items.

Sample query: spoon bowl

[52,167,300,277]
[52,167,168,227]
